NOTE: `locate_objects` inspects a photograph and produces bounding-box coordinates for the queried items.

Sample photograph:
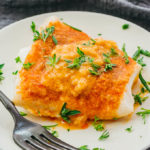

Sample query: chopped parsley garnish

[136,108,150,124]
[137,57,146,67]
[103,53,116,71]
[60,102,80,123]
[89,69,100,76]
[79,145,89,150]
[64,59,72,63]
[82,39,96,46]
[30,21,40,41]
[141,87,146,93]
[132,47,141,61]
[0,64,5,82]
[122,43,129,64]
[92,116,104,131]
[104,63,116,72]
[67,128,70,132]
[77,47,85,56]
[66,47,86,69]
[51,130,59,137]
[19,111,27,116]
[12,70,18,75]
[125,126,133,132]
[140,49,150,57]
[47,54,61,67]
[23,62,34,70]
[133,92,149,105]
[139,70,150,92]
[113,117,118,120]
[99,130,109,140]
[15,56,22,63]
[31,21,36,32]
[91,39,96,45]
[93,148,105,150]
[79,146,104,150]
[82,41,90,46]
[89,63,101,76]
[122,24,129,30]
[133,93,142,105]
[110,48,118,56]
[63,22,82,32]
[30,22,57,44]
[43,124,58,137]
[41,26,55,42]
[97,33,102,36]
[52,35,58,45]
[42,124,58,130]
[87,57,94,63]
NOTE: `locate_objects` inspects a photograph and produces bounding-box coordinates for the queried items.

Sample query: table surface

[0,0,150,31]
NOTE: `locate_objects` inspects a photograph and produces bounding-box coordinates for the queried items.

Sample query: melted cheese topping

[14,19,139,127]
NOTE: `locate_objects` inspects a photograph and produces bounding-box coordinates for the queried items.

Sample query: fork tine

[26,138,52,150]
[32,135,64,150]
[41,131,78,150]
[14,139,37,150]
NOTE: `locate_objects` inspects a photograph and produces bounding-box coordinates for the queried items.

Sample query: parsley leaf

[92,116,104,131]
[0,64,5,82]
[15,56,22,63]
[41,26,55,42]
[12,70,18,75]
[89,69,100,76]
[133,93,142,105]
[122,43,129,64]
[140,49,150,57]
[19,112,27,116]
[137,57,146,67]
[139,70,150,92]
[110,48,118,56]
[99,130,109,140]
[60,103,80,123]
[64,59,72,63]
[103,53,116,71]
[67,47,86,69]
[136,108,150,124]
[31,21,36,32]
[141,87,146,93]
[79,145,89,150]
[42,124,58,130]
[23,62,34,70]
[132,47,141,61]
[30,21,40,41]
[122,24,129,30]
[125,126,133,132]
[51,130,59,137]
[91,39,96,45]
[82,41,91,46]
[97,33,102,36]
[93,148,105,150]
[63,22,82,32]
[52,35,58,45]
[77,47,85,57]
[104,63,116,72]
[47,54,61,67]
[89,63,101,76]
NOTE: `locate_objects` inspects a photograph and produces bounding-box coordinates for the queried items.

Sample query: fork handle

[0,91,21,121]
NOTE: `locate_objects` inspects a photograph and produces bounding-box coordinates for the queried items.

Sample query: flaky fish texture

[14,17,141,127]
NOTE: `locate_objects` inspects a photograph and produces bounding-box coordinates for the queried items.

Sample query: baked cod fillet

[14,17,141,126]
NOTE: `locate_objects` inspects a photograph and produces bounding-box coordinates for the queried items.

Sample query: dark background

[0,0,150,31]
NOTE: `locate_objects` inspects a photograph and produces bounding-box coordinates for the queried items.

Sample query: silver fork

[0,91,78,150]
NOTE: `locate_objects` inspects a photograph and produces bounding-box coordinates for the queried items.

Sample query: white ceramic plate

[0,11,150,150]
